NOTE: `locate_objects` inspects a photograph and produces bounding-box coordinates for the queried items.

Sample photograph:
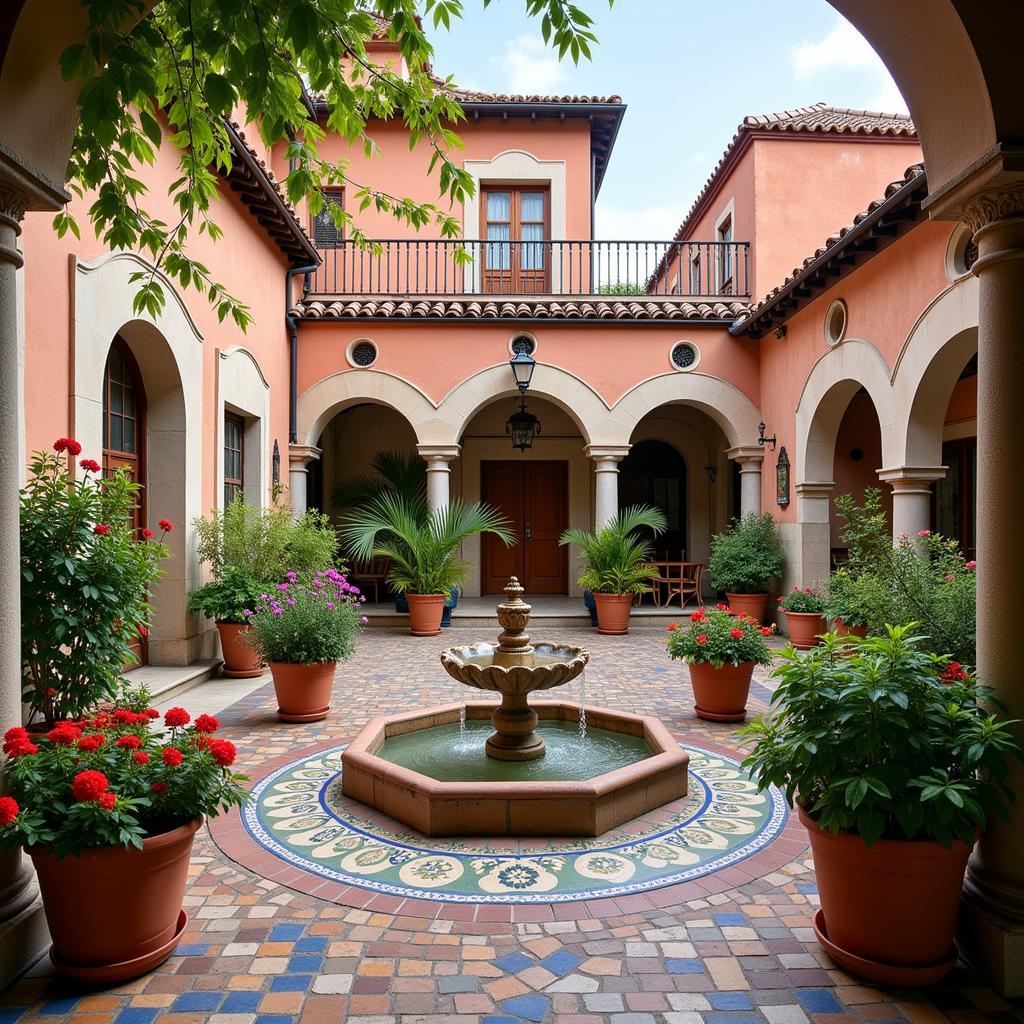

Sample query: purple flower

[326,602,335,610]
[242,609,252,618]
[272,608,282,617]
[286,597,296,606]
[360,615,368,624]
[276,582,289,591]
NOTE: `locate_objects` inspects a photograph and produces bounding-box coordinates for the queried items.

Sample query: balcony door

[481,187,549,294]
[481,461,567,594]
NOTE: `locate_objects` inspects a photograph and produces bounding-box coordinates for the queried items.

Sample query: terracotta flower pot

[30,816,200,983]
[688,660,755,722]
[269,661,336,722]
[405,593,446,636]
[216,622,263,678]
[784,611,825,650]
[593,592,634,635]
[834,618,868,639]
[799,806,971,985]
[725,592,768,622]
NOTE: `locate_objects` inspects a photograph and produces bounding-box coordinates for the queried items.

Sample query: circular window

[824,299,848,346]
[668,341,700,372]
[347,340,377,367]
[945,223,979,281]
[508,333,537,357]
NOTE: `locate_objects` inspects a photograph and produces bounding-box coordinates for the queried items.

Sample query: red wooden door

[481,461,568,595]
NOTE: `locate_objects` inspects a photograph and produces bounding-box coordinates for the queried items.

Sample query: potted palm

[559,506,667,635]
[0,696,246,983]
[245,569,364,721]
[742,627,1022,985]
[706,513,784,622]
[341,495,514,636]
[666,604,774,720]
[187,565,265,677]
[777,586,825,650]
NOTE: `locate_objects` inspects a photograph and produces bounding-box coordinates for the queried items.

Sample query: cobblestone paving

[3,627,1023,1024]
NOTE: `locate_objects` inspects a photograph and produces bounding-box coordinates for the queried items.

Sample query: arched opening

[931,352,977,557]
[618,440,687,559]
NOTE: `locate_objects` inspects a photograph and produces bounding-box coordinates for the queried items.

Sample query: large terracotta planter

[593,592,633,635]
[269,660,336,722]
[725,592,768,622]
[30,816,200,983]
[688,660,755,722]
[799,806,971,985]
[216,622,263,678]
[405,593,445,636]
[784,611,825,650]
[834,618,868,639]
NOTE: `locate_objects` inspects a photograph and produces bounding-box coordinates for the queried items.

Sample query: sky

[428,0,908,240]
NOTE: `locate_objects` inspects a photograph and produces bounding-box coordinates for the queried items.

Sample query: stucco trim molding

[216,346,271,511]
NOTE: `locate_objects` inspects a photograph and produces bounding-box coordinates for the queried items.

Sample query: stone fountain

[438,577,589,761]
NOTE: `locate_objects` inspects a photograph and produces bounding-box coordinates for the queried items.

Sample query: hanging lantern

[506,396,542,451]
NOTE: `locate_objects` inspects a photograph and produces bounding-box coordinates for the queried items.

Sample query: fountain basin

[341,701,689,837]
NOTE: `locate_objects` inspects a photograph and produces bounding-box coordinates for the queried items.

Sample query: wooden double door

[481,461,568,595]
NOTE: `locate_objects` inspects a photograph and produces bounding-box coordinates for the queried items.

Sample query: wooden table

[644,561,704,608]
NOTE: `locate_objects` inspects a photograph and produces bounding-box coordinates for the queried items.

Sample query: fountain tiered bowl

[340,578,689,837]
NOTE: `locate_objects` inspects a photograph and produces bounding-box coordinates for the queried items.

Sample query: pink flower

[918,529,931,538]
[944,574,954,582]
[966,560,977,571]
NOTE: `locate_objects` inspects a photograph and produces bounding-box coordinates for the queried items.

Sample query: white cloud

[492,35,567,94]
[594,202,686,241]
[789,18,907,115]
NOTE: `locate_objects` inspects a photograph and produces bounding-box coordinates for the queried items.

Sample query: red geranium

[93,523,110,536]
[46,722,81,746]
[79,459,101,473]
[696,633,708,645]
[133,751,150,766]
[76,734,106,753]
[0,797,19,827]
[145,708,160,720]
[162,747,183,767]
[53,437,82,456]
[206,739,237,768]
[194,714,220,734]
[729,627,744,639]
[158,519,173,533]
[141,528,154,538]
[151,782,168,795]
[98,792,116,811]
[164,707,190,728]
[71,769,109,803]
[115,735,142,750]
[3,736,38,758]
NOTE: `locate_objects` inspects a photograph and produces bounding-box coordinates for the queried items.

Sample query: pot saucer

[50,909,188,984]
[813,909,957,986]
[277,707,330,723]
[693,705,747,723]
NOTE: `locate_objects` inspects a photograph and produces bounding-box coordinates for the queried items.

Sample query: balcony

[303,239,750,300]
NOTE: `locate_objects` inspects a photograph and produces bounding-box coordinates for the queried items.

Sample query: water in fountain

[578,671,588,743]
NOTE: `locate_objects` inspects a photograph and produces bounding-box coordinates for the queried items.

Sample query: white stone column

[957,185,1024,995]
[585,444,630,528]
[727,446,764,516]
[792,481,834,590]
[417,444,461,511]
[877,466,947,541]
[287,443,321,520]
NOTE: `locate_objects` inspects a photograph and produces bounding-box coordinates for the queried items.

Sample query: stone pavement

[2,626,1022,1024]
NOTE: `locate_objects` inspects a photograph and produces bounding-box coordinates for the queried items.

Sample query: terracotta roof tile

[290,295,748,323]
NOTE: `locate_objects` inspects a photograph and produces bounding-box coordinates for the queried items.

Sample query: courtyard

[1,627,1019,1024]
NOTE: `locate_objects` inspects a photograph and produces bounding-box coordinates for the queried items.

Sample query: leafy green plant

[778,586,825,614]
[824,566,892,630]
[707,513,784,595]
[187,565,263,625]
[559,505,667,595]
[741,626,1022,847]
[193,496,338,585]
[340,495,514,595]
[245,570,364,665]
[667,605,774,668]
[834,487,891,576]
[331,450,427,516]
[21,442,171,726]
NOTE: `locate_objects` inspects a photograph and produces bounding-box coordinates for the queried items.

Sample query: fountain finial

[495,577,533,666]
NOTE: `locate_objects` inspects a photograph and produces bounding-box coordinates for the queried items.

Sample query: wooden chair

[654,562,704,608]
[350,557,390,603]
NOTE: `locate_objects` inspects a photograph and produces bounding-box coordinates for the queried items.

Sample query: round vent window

[348,340,377,367]
[824,299,848,346]
[509,333,537,356]
[669,341,700,372]
[946,223,978,281]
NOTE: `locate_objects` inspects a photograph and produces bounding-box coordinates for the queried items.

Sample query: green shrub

[187,565,264,624]
[824,567,893,629]
[778,586,824,614]
[707,513,784,594]
[833,487,891,575]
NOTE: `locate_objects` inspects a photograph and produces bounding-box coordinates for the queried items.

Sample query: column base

[0,873,48,990]
[958,889,1024,996]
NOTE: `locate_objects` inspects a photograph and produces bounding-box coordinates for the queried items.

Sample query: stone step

[123,658,223,706]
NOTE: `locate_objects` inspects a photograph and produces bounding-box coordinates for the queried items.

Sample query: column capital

[877,465,947,492]
[962,183,1024,235]
[288,443,321,469]
[0,181,27,272]
[584,443,631,465]
[794,480,835,500]
[416,443,461,465]
[725,445,765,465]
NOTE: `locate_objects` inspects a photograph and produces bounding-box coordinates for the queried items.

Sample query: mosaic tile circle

[243,744,788,904]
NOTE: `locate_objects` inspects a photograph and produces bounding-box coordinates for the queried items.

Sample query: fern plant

[559,505,667,595]
[339,494,514,595]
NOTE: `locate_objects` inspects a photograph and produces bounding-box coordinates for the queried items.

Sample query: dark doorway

[619,440,687,559]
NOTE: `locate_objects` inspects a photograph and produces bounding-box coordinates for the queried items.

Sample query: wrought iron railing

[304,239,750,299]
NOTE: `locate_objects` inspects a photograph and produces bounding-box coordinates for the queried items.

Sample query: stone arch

[891,276,979,467]
[794,339,897,484]
[439,363,608,446]
[71,251,203,666]
[611,372,762,449]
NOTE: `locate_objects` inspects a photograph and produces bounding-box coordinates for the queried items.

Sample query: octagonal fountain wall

[341,578,689,837]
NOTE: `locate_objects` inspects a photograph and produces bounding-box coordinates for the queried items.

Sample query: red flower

[141,528,154,538]
[115,735,141,750]
[0,796,19,826]
[729,627,744,639]
[3,726,27,744]
[53,437,82,456]
[3,736,38,758]
[206,738,237,767]
[46,722,81,746]
[716,602,729,611]
[162,747,183,767]
[137,625,149,638]
[690,610,705,623]
[112,709,135,725]
[71,769,109,802]
[158,519,173,533]
[133,751,150,766]
[164,707,190,728]
[194,714,220,734]
[696,633,708,645]
[760,626,772,636]
[80,459,101,473]
[93,524,110,536]
[966,560,977,571]
[151,782,168,795]
[145,708,160,720]
[942,661,968,684]
[777,596,783,603]
[98,792,116,811]
[76,734,106,753]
